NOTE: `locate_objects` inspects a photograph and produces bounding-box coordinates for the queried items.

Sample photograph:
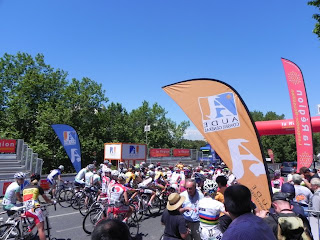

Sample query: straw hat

[167,193,185,211]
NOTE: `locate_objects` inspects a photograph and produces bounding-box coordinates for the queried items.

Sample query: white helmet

[14,172,26,179]
[105,168,112,173]
[203,179,218,193]
[148,171,155,177]
[118,173,127,180]
[58,165,64,171]
[111,170,120,176]
[148,164,155,170]
[87,164,95,171]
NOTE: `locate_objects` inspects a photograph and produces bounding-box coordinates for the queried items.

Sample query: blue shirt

[222,213,276,240]
[180,189,204,222]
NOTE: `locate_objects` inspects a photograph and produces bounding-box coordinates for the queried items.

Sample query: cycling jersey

[93,174,101,186]
[47,169,61,181]
[109,183,127,205]
[47,169,61,185]
[23,185,44,210]
[85,171,94,188]
[125,172,135,184]
[2,182,20,207]
[138,177,154,189]
[102,176,111,194]
[75,168,87,182]
[198,197,224,240]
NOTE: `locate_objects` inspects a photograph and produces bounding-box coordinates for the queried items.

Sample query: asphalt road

[1,203,164,240]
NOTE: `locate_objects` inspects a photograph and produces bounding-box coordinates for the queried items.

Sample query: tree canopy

[0,52,191,173]
[308,0,320,39]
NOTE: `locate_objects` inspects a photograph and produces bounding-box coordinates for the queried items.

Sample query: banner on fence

[149,148,171,157]
[173,149,190,157]
[0,139,16,153]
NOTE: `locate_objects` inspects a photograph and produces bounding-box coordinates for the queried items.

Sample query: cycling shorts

[74,180,85,187]
[25,208,44,225]
[108,205,130,215]
[47,178,56,186]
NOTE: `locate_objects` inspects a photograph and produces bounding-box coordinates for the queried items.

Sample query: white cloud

[183,127,205,141]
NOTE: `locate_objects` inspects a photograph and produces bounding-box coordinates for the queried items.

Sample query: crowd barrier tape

[0,174,77,197]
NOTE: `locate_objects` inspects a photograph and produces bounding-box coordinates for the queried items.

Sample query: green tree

[251,111,296,162]
[308,0,320,39]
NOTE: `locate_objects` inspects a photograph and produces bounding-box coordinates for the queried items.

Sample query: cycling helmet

[148,164,155,169]
[111,170,119,176]
[105,168,112,173]
[273,180,280,185]
[88,164,95,171]
[30,173,41,182]
[169,165,174,170]
[104,160,109,164]
[203,179,218,193]
[14,172,26,179]
[119,162,125,166]
[118,173,127,180]
[58,165,64,171]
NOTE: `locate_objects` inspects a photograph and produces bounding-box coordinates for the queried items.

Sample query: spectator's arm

[302,178,311,189]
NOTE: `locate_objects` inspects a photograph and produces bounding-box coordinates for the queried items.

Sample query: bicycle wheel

[127,211,139,238]
[71,191,84,210]
[82,208,106,235]
[148,196,162,216]
[58,189,74,208]
[22,217,38,240]
[0,223,20,240]
[79,195,94,216]
[43,216,51,240]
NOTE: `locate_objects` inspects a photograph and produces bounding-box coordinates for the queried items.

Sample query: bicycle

[82,201,139,237]
[78,187,99,216]
[0,203,56,240]
[131,188,162,221]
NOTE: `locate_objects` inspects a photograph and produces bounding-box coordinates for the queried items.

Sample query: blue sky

[0,1,319,140]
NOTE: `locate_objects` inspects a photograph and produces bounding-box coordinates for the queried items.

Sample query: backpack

[271,213,312,240]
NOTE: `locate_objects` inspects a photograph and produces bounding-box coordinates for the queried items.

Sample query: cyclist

[108,173,133,223]
[138,171,157,207]
[74,165,89,189]
[84,164,95,209]
[198,179,225,240]
[2,172,25,217]
[47,165,64,198]
[170,168,182,192]
[23,174,55,240]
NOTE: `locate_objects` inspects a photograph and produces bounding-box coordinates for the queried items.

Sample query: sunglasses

[186,187,195,190]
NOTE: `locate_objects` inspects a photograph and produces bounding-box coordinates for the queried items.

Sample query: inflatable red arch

[256,116,320,135]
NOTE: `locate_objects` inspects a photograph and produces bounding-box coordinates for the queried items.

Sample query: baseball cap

[281,183,295,194]
[272,192,290,202]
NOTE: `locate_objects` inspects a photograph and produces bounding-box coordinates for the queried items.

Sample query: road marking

[49,211,79,218]
[56,225,83,233]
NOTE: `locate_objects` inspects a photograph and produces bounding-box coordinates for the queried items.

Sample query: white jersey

[93,174,101,185]
[198,197,224,240]
[75,168,87,182]
[47,169,61,181]
[170,172,181,185]
[85,172,94,188]
[138,177,153,188]
[3,182,21,206]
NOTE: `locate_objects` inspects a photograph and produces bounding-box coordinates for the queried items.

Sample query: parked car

[280,161,297,176]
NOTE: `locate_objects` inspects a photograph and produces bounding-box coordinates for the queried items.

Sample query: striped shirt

[198,197,225,226]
